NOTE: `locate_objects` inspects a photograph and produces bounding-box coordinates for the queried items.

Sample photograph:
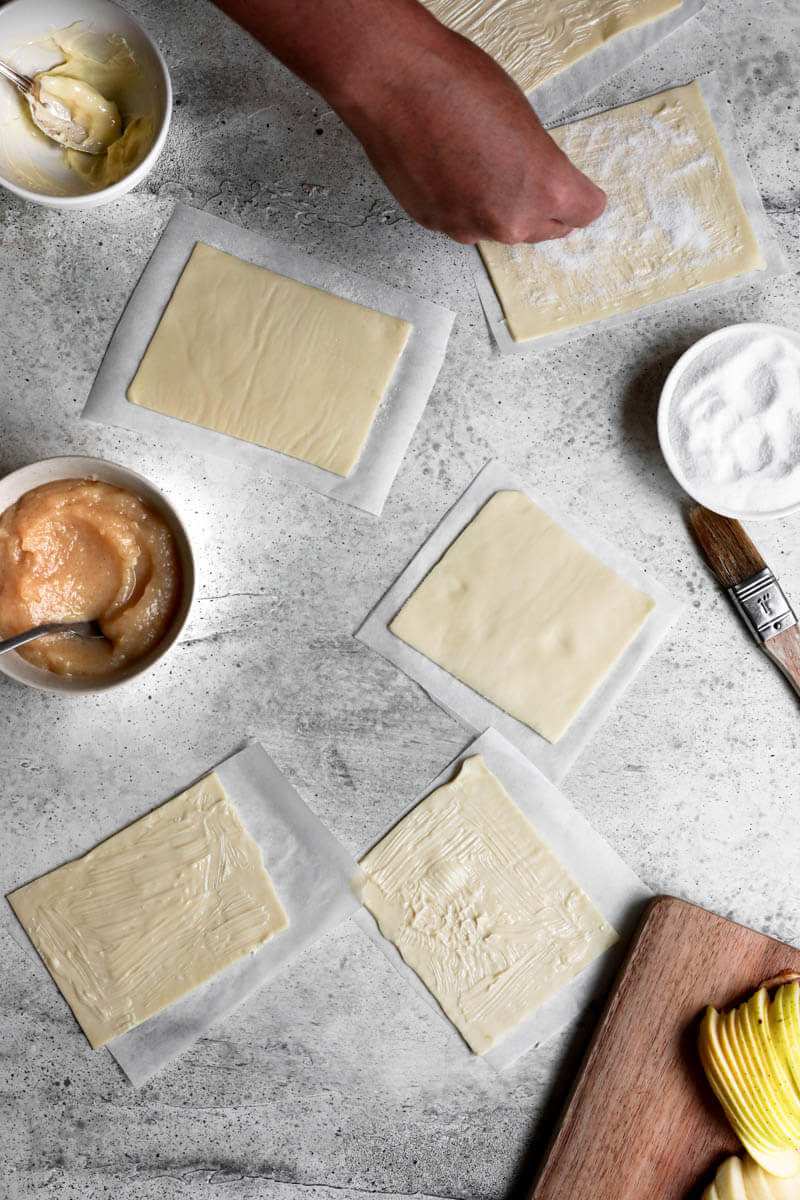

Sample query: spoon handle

[0,60,33,95]
[0,623,74,654]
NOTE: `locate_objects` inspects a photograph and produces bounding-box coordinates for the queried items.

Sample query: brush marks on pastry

[9,774,288,1048]
[423,0,679,92]
[361,755,617,1054]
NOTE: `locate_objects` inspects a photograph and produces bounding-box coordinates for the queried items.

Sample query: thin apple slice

[769,987,798,1091]
[741,1153,800,1198]
[775,984,800,1100]
[728,1005,796,1147]
[705,1008,777,1147]
[745,1146,800,1180]
[719,1010,786,1145]
[716,1153,749,1199]
[716,1012,800,1175]
[748,990,800,1136]
[739,994,800,1143]
[700,1008,782,1153]
[702,1154,800,1200]
[743,1158,782,1200]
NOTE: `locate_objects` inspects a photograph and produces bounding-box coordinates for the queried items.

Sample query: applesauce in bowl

[0,457,194,692]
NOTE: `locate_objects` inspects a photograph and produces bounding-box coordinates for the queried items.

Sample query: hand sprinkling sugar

[209,0,607,245]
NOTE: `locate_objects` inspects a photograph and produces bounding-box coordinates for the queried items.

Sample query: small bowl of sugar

[658,323,800,520]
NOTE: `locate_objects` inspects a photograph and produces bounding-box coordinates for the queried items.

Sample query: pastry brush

[688,505,800,697]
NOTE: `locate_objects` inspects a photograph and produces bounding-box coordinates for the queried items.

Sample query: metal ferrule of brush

[729,567,798,644]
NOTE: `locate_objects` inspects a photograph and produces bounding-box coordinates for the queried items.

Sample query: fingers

[552,163,607,228]
[527,220,575,243]
[472,177,603,244]
[486,218,577,245]
[441,221,573,245]
[443,160,605,245]
[437,217,578,245]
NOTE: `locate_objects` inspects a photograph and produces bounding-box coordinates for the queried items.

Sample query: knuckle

[503,222,531,245]
[545,176,572,212]
[480,215,524,244]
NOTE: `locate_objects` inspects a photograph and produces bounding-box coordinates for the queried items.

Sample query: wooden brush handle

[763,624,800,697]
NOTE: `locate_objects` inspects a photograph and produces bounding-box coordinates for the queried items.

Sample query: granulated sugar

[478,82,765,342]
[667,327,800,516]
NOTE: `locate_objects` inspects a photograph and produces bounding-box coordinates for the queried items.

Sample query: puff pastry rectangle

[127,243,412,476]
[389,490,655,742]
[8,773,288,1048]
[361,755,617,1053]
[479,83,764,342]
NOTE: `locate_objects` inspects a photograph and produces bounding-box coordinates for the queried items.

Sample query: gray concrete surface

[1,0,799,1197]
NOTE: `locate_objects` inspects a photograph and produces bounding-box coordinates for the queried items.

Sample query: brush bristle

[688,506,766,588]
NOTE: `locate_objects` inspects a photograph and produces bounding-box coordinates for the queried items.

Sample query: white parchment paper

[356,460,683,783]
[82,204,455,515]
[474,73,788,356]
[354,727,652,1070]
[528,0,706,123]
[4,741,364,1086]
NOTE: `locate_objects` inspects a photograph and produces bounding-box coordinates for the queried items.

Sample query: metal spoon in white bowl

[0,59,120,154]
[0,620,105,655]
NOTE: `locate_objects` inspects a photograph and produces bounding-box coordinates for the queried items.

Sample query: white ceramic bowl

[0,0,171,207]
[657,322,800,522]
[0,456,194,693]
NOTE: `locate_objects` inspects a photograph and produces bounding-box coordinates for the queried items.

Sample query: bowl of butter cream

[0,456,195,693]
[0,0,171,206]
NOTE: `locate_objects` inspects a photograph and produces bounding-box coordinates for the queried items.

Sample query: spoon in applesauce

[0,620,105,656]
[0,58,121,154]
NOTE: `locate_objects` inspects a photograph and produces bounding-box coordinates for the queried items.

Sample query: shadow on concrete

[0,449,35,479]
[502,1005,601,1200]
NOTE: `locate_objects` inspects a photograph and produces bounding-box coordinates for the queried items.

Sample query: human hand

[337,22,606,245]
[213,0,606,246]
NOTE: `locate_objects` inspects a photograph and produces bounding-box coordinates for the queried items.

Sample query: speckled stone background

[1,1,799,1197]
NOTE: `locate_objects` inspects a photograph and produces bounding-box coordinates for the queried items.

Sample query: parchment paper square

[356,460,683,783]
[4,741,364,1086]
[474,74,787,356]
[83,204,455,515]
[354,728,652,1069]
[528,0,706,122]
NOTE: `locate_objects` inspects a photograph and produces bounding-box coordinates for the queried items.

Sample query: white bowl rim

[657,321,800,522]
[0,454,195,693]
[0,0,172,208]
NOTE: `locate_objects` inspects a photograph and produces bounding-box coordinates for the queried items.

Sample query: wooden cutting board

[530,895,800,1200]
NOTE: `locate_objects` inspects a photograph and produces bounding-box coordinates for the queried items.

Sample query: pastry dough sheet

[479,82,765,343]
[8,772,288,1048]
[127,242,412,477]
[355,728,652,1068]
[390,489,655,743]
[84,205,454,515]
[424,0,679,94]
[361,754,617,1054]
[357,461,682,782]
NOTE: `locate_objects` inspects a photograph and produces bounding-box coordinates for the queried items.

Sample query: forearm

[212,0,445,119]
[211,0,607,243]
